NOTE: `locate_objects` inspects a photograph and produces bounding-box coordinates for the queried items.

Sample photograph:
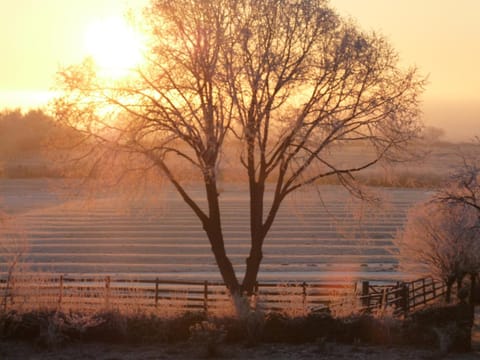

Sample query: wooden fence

[0,275,447,316]
[358,277,447,316]
[0,275,353,315]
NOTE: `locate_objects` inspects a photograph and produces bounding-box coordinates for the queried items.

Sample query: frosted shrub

[328,288,360,318]
[245,308,265,345]
[396,200,480,302]
[189,320,226,357]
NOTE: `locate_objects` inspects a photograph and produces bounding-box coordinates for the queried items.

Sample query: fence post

[9,277,15,307]
[422,278,427,306]
[58,275,63,309]
[404,283,410,314]
[155,278,159,307]
[302,282,307,312]
[361,281,369,308]
[411,280,417,310]
[1,283,6,313]
[398,282,409,315]
[105,276,111,309]
[203,280,208,315]
[379,288,385,309]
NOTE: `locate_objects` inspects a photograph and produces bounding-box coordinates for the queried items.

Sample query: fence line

[0,275,446,316]
[358,276,447,315]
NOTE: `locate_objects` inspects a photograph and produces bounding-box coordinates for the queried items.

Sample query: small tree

[53,0,424,312]
[396,199,480,303]
[434,139,480,303]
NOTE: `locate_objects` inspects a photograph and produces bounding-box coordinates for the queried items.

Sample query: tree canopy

[396,200,480,298]
[53,0,425,307]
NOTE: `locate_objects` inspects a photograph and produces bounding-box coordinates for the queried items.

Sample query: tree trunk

[242,179,265,296]
[457,274,465,292]
[242,178,284,295]
[446,278,455,303]
[242,242,263,295]
[203,178,252,317]
[204,180,240,293]
[207,226,239,293]
[469,273,477,306]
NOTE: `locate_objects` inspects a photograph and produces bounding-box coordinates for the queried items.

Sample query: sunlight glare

[83,16,144,79]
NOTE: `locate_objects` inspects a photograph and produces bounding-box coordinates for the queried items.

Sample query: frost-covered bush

[396,200,480,302]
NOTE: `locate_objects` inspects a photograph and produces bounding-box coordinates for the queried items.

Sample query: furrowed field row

[3,239,394,246]
[4,234,395,244]
[1,261,395,272]
[9,229,402,237]
[0,262,396,275]
[17,215,408,224]
[1,258,397,271]
[7,253,396,264]
[6,247,394,258]
[1,181,427,280]
[16,217,407,225]
[16,242,394,250]
[20,201,415,210]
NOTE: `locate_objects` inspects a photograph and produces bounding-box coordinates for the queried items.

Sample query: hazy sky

[0,0,478,141]
[334,0,480,141]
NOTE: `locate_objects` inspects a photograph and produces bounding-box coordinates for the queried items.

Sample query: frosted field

[1,179,430,283]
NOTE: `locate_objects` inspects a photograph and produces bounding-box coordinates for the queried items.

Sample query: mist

[423,98,480,142]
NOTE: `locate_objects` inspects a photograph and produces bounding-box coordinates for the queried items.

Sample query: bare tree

[433,139,480,303]
[53,0,424,309]
[396,200,480,303]
[436,139,480,214]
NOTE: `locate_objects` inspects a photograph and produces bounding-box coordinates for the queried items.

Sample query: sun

[83,16,144,79]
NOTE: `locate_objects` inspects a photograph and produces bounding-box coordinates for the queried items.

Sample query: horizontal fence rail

[358,276,447,315]
[0,275,447,316]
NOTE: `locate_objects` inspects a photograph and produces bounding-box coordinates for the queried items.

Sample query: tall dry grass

[0,211,29,312]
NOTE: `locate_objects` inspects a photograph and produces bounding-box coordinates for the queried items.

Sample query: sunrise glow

[0,1,479,356]
[83,16,144,79]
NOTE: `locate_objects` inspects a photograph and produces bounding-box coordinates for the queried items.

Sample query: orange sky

[334,0,480,141]
[0,0,478,141]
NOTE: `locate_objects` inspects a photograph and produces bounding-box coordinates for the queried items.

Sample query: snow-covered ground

[1,340,478,359]
[1,179,429,283]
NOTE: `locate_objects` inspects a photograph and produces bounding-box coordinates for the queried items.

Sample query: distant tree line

[0,109,56,158]
[0,109,83,178]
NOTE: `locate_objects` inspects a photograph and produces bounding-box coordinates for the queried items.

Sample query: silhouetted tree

[54,0,424,312]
